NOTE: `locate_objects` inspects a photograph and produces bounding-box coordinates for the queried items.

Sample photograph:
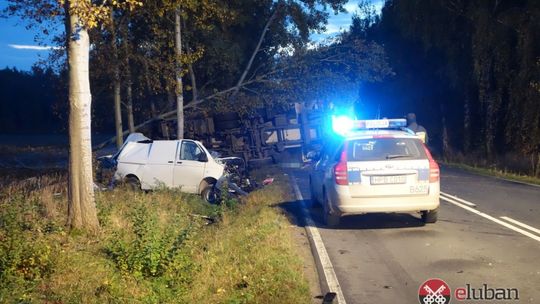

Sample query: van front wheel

[201,184,218,204]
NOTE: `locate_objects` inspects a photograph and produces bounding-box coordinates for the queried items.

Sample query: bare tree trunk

[175,9,184,139]
[111,8,123,148]
[463,94,471,153]
[188,64,197,102]
[121,16,135,133]
[65,0,99,233]
[442,115,450,158]
[126,82,135,132]
[113,82,123,146]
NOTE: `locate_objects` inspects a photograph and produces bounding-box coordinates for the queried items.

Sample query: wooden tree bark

[65,0,99,233]
[121,16,135,133]
[175,9,184,139]
[126,82,135,132]
[111,8,124,148]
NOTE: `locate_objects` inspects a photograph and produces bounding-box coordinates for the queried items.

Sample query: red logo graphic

[419,278,451,304]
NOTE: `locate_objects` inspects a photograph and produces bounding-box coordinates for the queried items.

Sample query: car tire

[309,177,320,207]
[201,184,219,204]
[422,208,438,224]
[323,191,340,227]
[125,176,141,191]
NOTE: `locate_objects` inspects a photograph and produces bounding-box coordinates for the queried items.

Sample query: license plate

[370,175,406,185]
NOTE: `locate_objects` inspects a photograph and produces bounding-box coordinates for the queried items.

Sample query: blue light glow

[331,115,355,136]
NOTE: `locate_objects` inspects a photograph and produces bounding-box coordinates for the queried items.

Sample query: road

[289,165,540,304]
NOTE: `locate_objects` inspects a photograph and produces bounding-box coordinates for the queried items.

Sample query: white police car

[309,118,440,226]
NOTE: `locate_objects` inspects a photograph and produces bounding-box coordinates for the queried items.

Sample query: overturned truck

[157,106,326,167]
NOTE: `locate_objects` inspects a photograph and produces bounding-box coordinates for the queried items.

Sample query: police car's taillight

[423,145,439,183]
[334,143,348,185]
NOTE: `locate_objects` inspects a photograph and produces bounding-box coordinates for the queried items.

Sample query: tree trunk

[121,16,135,133]
[175,9,184,139]
[126,82,135,132]
[65,0,99,233]
[463,94,471,153]
[111,8,123,148]
[113,81,123,147]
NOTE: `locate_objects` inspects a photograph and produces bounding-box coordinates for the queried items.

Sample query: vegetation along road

[290,165,540,304]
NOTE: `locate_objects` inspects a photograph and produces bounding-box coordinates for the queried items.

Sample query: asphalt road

[290,165,540,304]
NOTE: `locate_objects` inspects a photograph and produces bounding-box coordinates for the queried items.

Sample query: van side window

[180,141,203,161]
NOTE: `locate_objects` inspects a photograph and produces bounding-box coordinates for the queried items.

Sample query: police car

[309,118,440,226]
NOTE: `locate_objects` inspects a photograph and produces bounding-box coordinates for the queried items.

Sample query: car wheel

[421,208,438,224]
[201,184,219,204]
[125,176,140,191]
[323,191,340,227]
[309,177,320,207]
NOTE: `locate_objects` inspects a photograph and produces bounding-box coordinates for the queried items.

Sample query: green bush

[0,194,57,303]
[105,203,196,281]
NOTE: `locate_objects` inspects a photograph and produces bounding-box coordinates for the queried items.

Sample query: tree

[5,0,142,232]
[359,0,540,175]
[64,0,100,232]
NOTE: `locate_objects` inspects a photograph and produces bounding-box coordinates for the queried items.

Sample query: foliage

[105,203,197,280]
[359,0,540,176]
[0,171,311,303]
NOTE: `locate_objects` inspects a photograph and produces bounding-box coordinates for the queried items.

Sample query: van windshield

[347,138,426,161]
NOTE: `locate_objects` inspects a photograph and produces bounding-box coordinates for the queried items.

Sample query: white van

[113,133,224,201]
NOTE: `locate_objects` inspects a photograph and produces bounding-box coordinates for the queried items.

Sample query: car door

[140,141,178,188]
[172,140,206,193]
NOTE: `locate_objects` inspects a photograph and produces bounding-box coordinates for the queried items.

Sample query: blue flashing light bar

[354,118,407,129]
[331,117,408,136]
[331,115,355,136]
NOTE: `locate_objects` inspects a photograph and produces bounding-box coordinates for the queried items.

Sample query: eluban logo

[418,278,451,304]
[454,284,519,301]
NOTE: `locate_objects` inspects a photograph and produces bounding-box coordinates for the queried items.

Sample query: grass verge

[442,161,540,186]
[0,169,310,303]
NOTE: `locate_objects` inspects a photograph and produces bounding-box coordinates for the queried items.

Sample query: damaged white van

[113,133,224,201]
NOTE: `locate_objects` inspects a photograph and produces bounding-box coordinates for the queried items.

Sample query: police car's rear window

[347,138,426,161]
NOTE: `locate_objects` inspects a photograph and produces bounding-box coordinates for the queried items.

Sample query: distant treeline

[360,0,540,175]
[0,67,65,134]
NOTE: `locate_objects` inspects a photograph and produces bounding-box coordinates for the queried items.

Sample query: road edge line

[440,191,477,207]
[290,175,347,304]
[500,216,540,235]
[440,196,540,242]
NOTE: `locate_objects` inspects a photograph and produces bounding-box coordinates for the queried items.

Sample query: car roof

[344,129,419,140]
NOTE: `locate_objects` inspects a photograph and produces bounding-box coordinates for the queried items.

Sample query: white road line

[440,191,477,207]
[290,176,347,304]
[500,216,540,235]
[440,196,540,242]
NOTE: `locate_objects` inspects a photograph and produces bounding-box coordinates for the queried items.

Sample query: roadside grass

[0,169,310,303]
[442,161,540,186]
